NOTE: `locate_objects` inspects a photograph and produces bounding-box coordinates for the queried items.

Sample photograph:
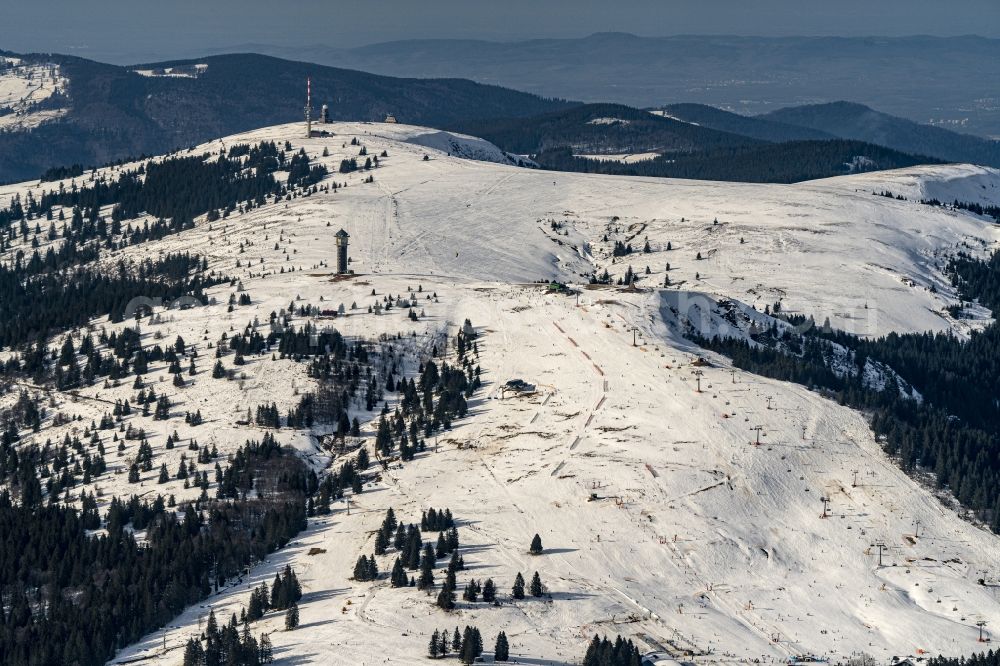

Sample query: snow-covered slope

[3,121,1000,665]
[0,56,68,130]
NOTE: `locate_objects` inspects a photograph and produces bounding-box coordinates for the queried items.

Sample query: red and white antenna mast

[304,77,312,138]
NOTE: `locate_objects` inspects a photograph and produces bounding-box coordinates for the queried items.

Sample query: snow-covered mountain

[2,121,1000,666]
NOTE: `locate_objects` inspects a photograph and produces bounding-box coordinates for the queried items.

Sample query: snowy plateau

[4,120,1000,666]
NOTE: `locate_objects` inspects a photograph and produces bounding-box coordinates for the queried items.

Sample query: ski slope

[3,121,1000,665]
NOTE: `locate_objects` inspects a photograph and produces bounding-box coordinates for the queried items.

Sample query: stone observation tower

[335,229,350,274]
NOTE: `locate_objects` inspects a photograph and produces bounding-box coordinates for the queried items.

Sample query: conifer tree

[393,523,407,550]
[436,578,455,611]
[529,533,543,555]
[374,527,389,556]
[284,602,299,630]
[418,544,436,589]
[428,629,440,658]
[353,555,374,582]
[259,634,274,663]
[438,628,449,657]
[530,571,543,597]
[463,579,479,603]
[182,638,205,666]
[459,626,483,664]
[248,586,264,620]
[390,557,407,587]
[482,578,496,603]
[512,572,525,599]
[494,631,510,662]
[406,531,422,570]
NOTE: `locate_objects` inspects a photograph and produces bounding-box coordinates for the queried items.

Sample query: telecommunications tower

[304,77,312,138]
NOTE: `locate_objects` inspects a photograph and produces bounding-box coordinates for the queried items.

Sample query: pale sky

[2,0,998,63]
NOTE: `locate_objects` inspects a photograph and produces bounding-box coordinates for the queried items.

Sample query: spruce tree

[529,533,543,555]
[271,572,286,609]
[353,555,372,581]
[512,572,525,599]
[463,579,479,603]
[393,523,406,550]
[183,638,205,666]
[259,634,274,663]
[428,630,440,658]
[284,602,299,630]
[248,588,263,621]
[530,571,543,597]
[406,532,422,569]
[436,579,455,611]
[374,528,389,555]
[418,544,436,589]
[438,628,449,657]
[390,557,407,587]
[482,578,496,603]
[494,631,509,662]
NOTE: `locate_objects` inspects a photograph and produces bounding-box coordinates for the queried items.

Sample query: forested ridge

[0,252,220,351]
[534,140,937,183]
[446,102,939,183]
[448,103,761,155]
[0,435,308,666]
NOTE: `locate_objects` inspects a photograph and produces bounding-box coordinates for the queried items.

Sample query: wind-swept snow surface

[3,121,1000,665]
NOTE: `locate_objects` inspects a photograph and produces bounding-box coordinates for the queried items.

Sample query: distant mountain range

[0,51,571,183]
[1,48,998,185]
[760,102,1000,168]
[215,33,1000,139]
[663,102,1000,168]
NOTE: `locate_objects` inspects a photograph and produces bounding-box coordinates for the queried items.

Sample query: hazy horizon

[2,0,998,64]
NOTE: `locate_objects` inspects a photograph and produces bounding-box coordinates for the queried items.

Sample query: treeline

[1,141,318,233]
[923,198,1000,223]
[0,251,221,350]
[583,635,643,666]
[39,164,84,182]
[534,140,936,184]
[928,650,1000,666]
[182,610,273,666]
[0,141,330,268]
[0,434,308,666]
[875,190,1000,224]
[696,249,1000,529]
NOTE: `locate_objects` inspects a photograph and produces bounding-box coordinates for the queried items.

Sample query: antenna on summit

[304,77,312,138]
